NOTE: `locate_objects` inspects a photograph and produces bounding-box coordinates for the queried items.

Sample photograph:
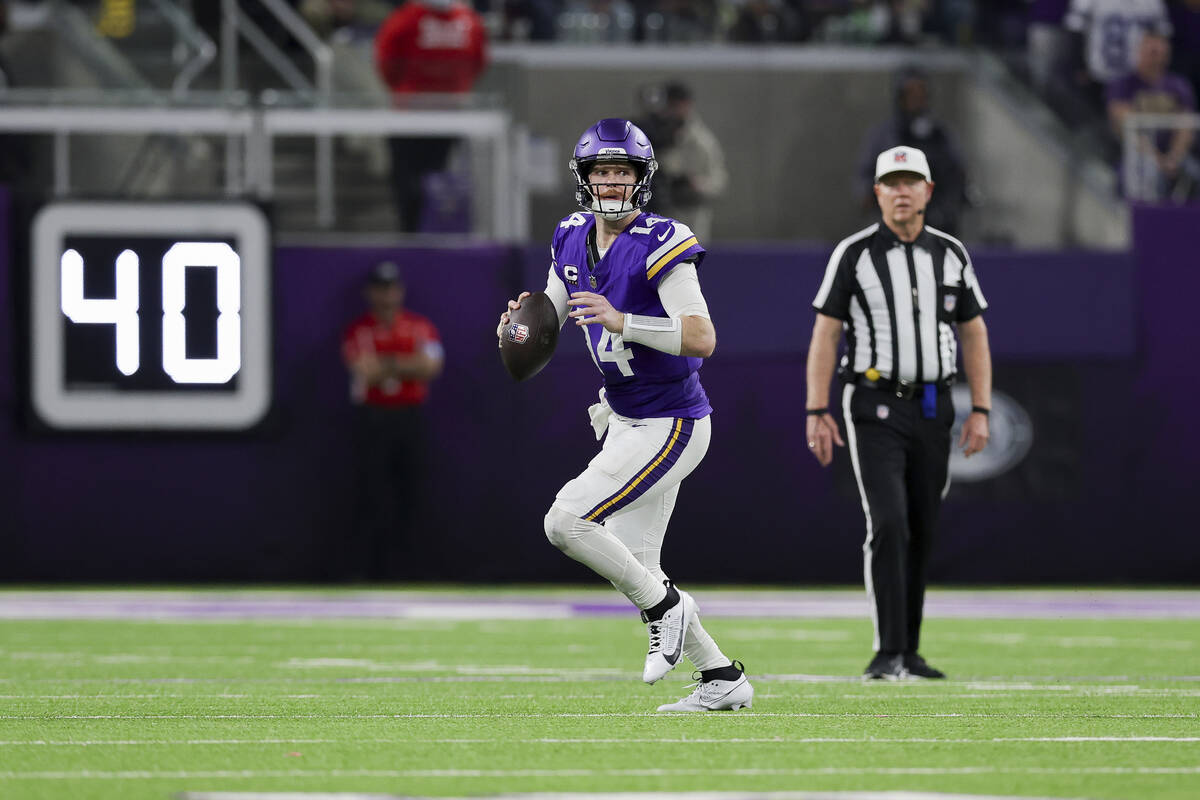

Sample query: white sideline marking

[0,693,612,701]
[8,674,1200,685]
[3,766,1199,779]
[3,588,1199,619]
[1,736,1198,746]
[2,712,1197,720]
[9,688,1200,700]
[172,795,1066,800]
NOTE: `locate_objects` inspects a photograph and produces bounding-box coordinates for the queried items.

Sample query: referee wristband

[806,408,829,416]
[971,406,990,416]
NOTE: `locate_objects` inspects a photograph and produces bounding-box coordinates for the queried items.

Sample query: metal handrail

[218,0,334,224]
[255,0,333,105]
[229,3,315,95]
[0,105,255,196]
[50,0,156,93]
[255,107,518,239]
[147,0,217,97]
[0,105,527,240]
[1121,112,1200,204]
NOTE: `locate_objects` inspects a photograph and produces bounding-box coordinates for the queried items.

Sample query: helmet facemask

[570,156,657,221]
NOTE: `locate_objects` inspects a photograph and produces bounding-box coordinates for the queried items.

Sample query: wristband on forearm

[971,406,990,416]
[622,313,682,356]
[806,408,829,416]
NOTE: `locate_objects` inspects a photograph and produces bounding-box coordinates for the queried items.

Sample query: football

[500,291,559,381]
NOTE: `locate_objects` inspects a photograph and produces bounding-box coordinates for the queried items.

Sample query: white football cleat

[641,587,695,684]
[657,670,754,712]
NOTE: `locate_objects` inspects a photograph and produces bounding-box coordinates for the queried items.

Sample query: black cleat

[903,652,946,679]
[862,651,907,680]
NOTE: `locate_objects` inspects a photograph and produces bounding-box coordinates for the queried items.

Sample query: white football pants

[545,413,730,671]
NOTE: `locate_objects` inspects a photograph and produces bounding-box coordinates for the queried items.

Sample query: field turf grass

[0,588,1197,800]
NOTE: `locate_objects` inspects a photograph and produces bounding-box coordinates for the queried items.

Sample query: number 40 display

[31,201,270,431]
[61,242,242,385]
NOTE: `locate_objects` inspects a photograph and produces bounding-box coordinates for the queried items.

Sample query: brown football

[500,291,560,381]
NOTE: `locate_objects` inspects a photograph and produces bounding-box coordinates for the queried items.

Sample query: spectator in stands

[649,81,729,241]
[1065,0,1173,118]
[856,65,970,235]
[1108,30,1197,202]
[341,261,444,580]
[632,81,671,152]
[375,0,488,232]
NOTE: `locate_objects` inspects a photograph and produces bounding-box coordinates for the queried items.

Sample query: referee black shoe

[862,651,907,680]
[902,652,946,679]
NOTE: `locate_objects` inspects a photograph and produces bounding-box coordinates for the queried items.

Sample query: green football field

[1,588,1198,800]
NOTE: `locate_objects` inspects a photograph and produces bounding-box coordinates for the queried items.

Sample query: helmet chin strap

[590,196,635,221]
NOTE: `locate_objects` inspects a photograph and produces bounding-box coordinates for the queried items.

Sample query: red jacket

[342,310,442,407]
[375,2,488,95]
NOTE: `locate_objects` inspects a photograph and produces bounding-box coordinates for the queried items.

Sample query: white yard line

[3,766,1200,779]
[174,792,1082,800]
[0,737,1197,746]
[1,712,1196,720]
[6,674,1199,685]
[2,588,1198,620]
[173,792,1084,800]
[5,689,1198,700]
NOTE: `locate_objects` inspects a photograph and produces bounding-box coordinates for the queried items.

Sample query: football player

[497,118,752,712]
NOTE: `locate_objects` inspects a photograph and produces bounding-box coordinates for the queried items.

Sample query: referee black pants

[842,383,955,655]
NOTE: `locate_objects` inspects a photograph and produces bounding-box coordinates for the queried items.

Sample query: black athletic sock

[701,661,744,683]
[642,582,680,622]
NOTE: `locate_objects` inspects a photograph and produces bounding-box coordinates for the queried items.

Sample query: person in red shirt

[341,260,444,579]
[375,0,489,232]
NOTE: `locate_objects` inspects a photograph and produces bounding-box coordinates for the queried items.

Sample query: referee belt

[852,373,955,400]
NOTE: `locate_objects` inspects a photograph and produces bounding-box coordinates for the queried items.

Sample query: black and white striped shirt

[812,222,987,383]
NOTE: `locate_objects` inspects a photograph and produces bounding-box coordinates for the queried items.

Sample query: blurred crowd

[298,0,1015,46]
[286,0,1200,206]
[4,1,1196,211]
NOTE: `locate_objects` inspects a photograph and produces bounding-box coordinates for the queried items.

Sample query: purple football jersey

[551,211,712,420]
[1107,70,1196,151]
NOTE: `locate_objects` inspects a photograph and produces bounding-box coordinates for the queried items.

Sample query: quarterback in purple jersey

[497,118,752,712]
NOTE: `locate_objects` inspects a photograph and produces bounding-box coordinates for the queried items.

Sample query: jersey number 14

[588,328,634,377]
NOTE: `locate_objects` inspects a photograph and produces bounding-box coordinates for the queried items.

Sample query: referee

[804,145,992,680]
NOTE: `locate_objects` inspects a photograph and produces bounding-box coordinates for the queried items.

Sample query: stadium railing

[0,95,528,241]
[1121,112,1200,206]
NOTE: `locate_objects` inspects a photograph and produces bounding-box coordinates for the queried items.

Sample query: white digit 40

[60,242,242,384]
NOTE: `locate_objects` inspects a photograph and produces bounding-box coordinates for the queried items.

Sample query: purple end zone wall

[1,195,1196,583]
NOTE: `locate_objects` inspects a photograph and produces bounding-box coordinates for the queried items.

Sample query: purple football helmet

[569,118,657,219]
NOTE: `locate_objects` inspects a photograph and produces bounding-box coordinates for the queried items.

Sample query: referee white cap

[875,145,932,182]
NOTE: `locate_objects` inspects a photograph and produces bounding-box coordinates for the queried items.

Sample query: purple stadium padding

[0,189,1196,583]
